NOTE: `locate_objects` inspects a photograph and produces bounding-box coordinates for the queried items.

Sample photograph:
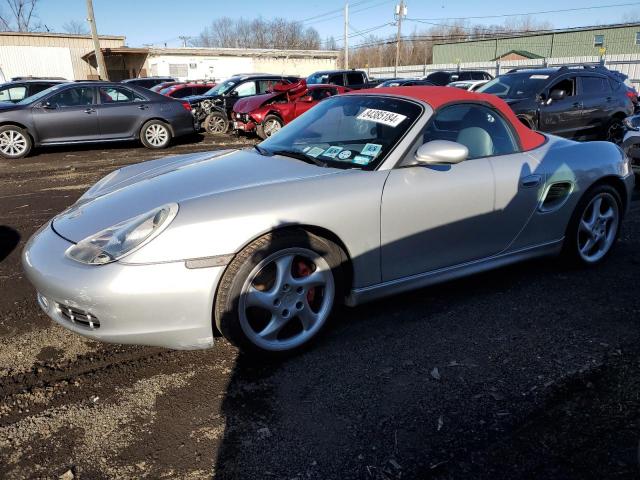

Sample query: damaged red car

[231,80,349,138]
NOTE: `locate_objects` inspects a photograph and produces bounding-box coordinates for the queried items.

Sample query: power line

[407,2,640,22]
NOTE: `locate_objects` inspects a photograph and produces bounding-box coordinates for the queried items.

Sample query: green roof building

[433,23,640,63]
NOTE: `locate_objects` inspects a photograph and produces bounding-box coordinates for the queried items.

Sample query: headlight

[66,203,178,265]
[624,116,640,131]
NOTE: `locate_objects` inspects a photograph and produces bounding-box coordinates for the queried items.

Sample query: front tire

[204,111,228,135]
[256,114,283,139]
[140,120,172,149]
[214,229,343,357]
[0,125,32,159]
[562,184,622,266]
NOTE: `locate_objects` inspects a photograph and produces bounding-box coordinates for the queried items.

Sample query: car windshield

[379,79,406,87]
[258,95,423,170]
[307,73,330,85]
[477,72,550,98]
[204,79,237,96]
[17,83,65,105]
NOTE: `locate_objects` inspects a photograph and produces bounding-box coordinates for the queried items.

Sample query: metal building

[433,23,640,64]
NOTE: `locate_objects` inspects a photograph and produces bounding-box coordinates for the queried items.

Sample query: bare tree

[191,16,321,50]
[63,19,89,35]
[0,0,43,32]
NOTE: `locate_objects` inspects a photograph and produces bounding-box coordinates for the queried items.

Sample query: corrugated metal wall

[433,25,640,63]
[368,54,640,87]
[0,33,125,80]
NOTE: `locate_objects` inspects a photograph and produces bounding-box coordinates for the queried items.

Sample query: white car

[448,80,488,92]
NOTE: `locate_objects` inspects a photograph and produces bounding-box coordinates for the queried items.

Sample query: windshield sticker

[357,108,407,127]
[322,146,343,158]
[353,155,372,165]
[361,143,383,158]
[338,150,352,160]
[302,146,311,153]
[307,146,325,158]
[529,74,549,80]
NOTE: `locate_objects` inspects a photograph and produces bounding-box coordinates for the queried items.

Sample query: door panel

[97,86,148,138]
[579,76,613,138]
[539,76,582,137]
[32,86,99,143]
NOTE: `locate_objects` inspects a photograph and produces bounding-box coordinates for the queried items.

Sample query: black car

[375,78,435,87]
[186,74,298,134]
[0,79,67,104]
[477,65,634,141]
[425,70,493,86]
[0,81,196,159]
[307,69,373,89]
[121,76,176,89]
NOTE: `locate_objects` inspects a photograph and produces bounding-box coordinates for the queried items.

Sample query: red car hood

[234,92,285,114]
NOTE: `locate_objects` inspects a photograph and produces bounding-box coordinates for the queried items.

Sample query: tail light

[180,101,192,111]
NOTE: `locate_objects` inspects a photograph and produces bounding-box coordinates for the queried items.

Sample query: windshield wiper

[254,144,270,156]
[270,149,327,167]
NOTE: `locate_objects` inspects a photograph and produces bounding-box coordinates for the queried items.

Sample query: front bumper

[22,224,225,350]
[233,120,257,133]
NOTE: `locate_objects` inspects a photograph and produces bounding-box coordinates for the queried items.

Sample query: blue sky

[31,0,640,47]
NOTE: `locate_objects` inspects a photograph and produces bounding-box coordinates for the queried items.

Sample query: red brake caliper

[294,260,316,304]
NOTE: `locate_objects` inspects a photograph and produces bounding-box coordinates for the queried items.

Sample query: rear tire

[0,125,32,159]
[214,229,344,357]
[562,184,622,266]
[140,120,172,149]
[204,112,228,135]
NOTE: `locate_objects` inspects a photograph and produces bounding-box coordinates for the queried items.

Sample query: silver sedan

[23,87,635,356]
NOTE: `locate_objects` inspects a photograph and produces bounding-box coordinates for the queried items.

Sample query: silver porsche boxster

[23,87,634,355]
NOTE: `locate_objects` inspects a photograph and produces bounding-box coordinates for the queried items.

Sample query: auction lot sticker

[361,143,382,158]
[307,147,325,158]
[357,109,407,127]
[322,146,343,158]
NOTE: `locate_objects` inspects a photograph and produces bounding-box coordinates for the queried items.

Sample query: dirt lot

[1,134,640,479]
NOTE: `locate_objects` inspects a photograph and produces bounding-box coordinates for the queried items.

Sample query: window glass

[170,87,193,98]
[549,77,575,97]
[30,83,55,95]
[426,71,452,85]
[421,104,518,159]
[636,32,640,45]
[328,74,345,86]
[307,73,330,85]
[309,88,336,101]
[346,72,364,85]
[581,76,610,95]
[478,72,549,98]
[233,81,257,97]
[47,87,95,107]
[99,86,145,103]
[0,86,27,102]
[594,34,604,47]
[257,80,278,94]
[259,95,423,170]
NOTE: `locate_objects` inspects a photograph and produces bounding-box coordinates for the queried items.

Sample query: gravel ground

[0,134,639,479]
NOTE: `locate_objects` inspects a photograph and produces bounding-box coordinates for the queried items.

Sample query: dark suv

[0,79,66,103]
[307,70,371,89]
[185,74,298,134]
[425,70,493,86]
[477,66,634,141]
[121,76,176,89]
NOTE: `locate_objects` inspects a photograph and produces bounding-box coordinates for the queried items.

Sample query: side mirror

[299,95,313,103]
[228,90,238,97]
[549,89,566,102]
[411,140,468,165]
[41,101,56,109]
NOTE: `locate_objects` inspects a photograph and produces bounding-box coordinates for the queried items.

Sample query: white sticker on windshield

[307,146,325,158]
[302,146,311,153]
[353,155,372,165]
[529,74,549,79]
[338,150,352,160]
[361,143,383,158]
[357,108,407,127]
[322,146,343,158]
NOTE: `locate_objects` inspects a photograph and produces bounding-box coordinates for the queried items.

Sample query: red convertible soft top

[353,86,546,151]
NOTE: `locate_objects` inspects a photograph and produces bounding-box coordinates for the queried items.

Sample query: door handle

[84,108,95,114]
[137,104,149,110]
[571,101,582,109]
[520,174,543,188]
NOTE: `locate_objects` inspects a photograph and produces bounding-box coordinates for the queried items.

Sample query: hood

[52,149,340,242]
[186,93,220,104]
[234,92,283,114]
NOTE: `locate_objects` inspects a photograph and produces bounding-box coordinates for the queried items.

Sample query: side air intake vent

[540,182,573,212]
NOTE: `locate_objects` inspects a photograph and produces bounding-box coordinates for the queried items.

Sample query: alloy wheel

[207,116,227,134]
[263,119,281,136]
[238,247,335,351]
[577,192,619,263]
[0,130,28,157]
[144,124,169,147]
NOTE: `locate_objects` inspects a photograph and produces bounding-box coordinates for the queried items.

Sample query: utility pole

[394,0,406,77]
[344,1,349,69]
[86,0,109,80]
[179,36,190,48]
